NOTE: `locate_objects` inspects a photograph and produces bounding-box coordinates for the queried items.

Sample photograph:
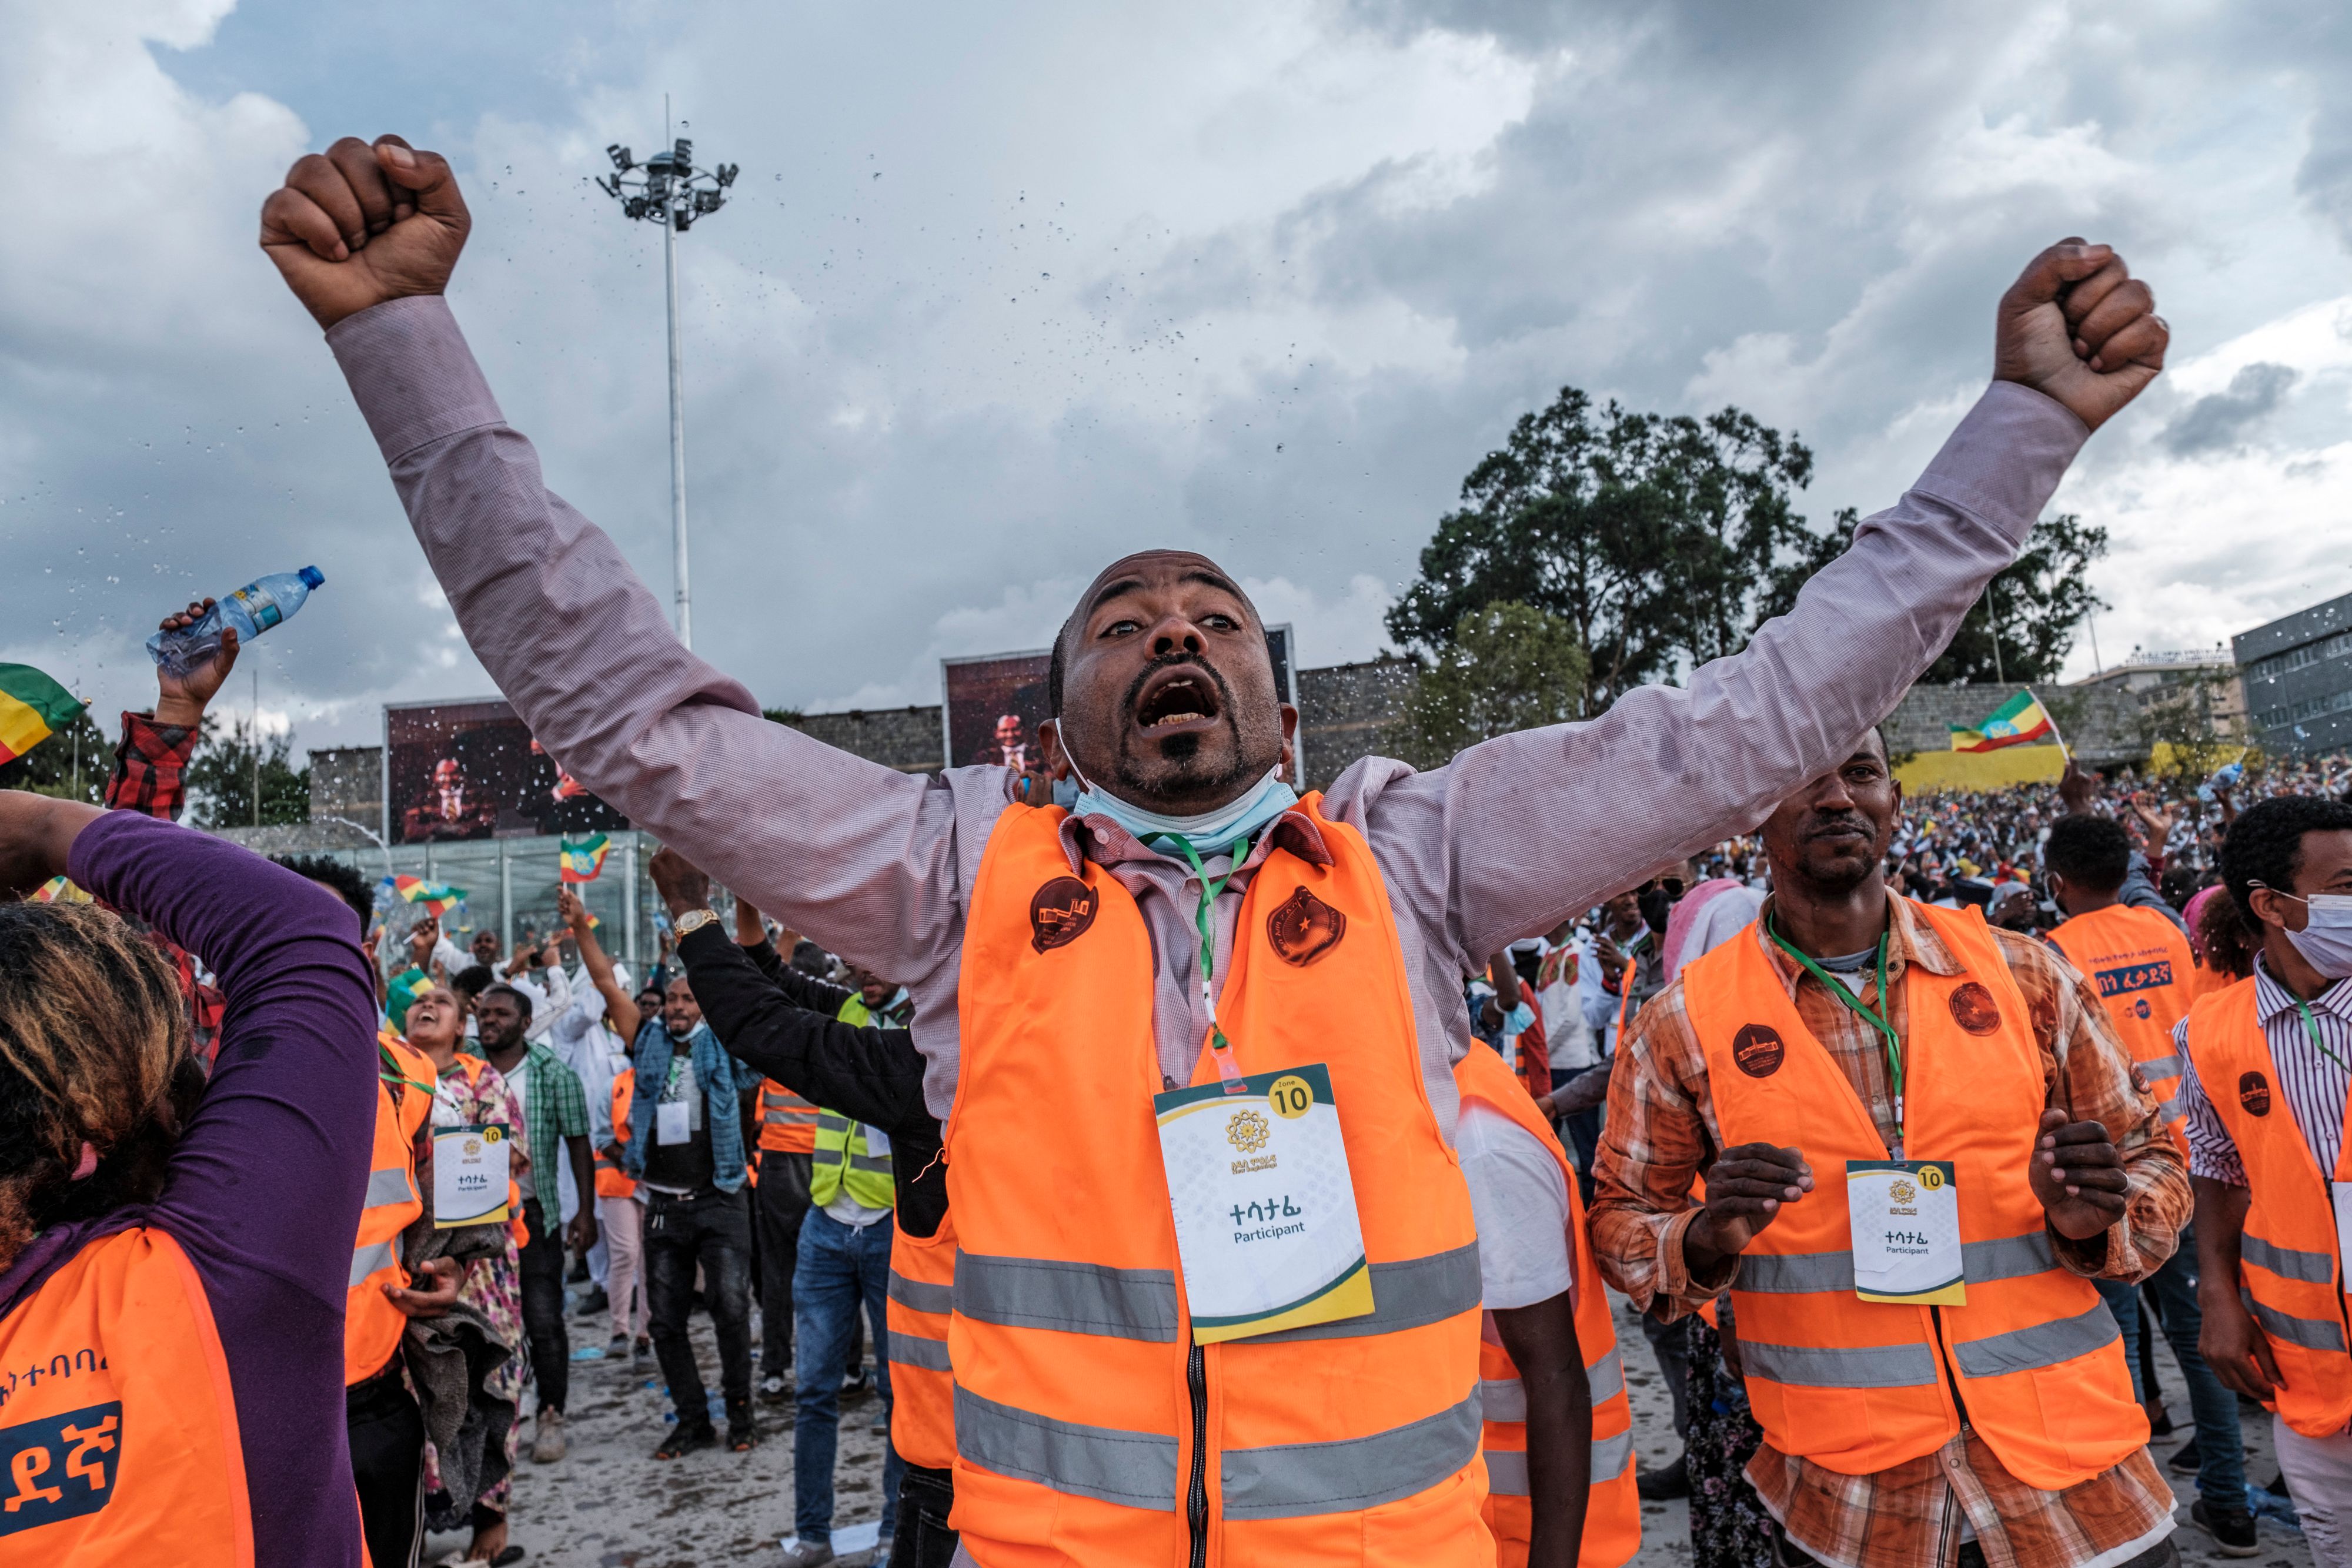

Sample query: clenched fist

[260,136,470,329]
[1994,239,2167,432]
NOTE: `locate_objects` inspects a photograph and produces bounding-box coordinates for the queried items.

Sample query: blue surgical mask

[1502,1001,1536,1037]
[1068,760,1298,858]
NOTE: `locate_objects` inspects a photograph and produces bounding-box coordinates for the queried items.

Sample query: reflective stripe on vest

[887,1210,959,1471]
[1685,902,2143,1490]
[2184,978,2352,1437]
[810,1110,894,1210]
[945,797,1487,1562]
[760,1079,820,1152]
[1456,1039,1642,1568]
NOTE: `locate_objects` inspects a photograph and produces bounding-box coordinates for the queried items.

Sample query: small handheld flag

[1949,690,2055,753]
[32,875,91,904]
[0,664,87,766]
[559,833,612,884]
[392,875,468,918]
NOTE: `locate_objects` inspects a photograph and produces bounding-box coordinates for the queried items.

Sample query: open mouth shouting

[1132,661,1225,739]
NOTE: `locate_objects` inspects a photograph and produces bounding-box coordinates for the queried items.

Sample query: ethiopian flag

[392,875,467,917]
[0,664,86,765]
[559,833,612,884]
[1950,690,2056,753]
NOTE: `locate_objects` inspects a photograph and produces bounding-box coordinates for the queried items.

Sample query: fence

[313,831,678,971]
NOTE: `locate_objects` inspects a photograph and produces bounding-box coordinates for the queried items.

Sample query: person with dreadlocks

[0,786,378,1562]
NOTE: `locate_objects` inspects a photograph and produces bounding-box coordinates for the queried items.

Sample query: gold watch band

[673,908,721,940]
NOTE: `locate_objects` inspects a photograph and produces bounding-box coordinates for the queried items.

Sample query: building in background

[2237,590,2352,755]
[2067,645,2245,725]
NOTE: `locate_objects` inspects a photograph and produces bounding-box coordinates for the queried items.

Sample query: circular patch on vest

[1267,885,1347,967]
[1947,981,2002,1035]
[1028,876,1098,954]
[1731,1023,1785,1078]
[2239,1070,2272,1118]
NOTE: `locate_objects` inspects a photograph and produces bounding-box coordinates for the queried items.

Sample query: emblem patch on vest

[1731,1023,1785,1078]
[0,1400,121,1536]
[1029,877,1098,953]
[2239,1071,2272,1118]
[1947,981,2002,1035]
[1267,886,1346,966]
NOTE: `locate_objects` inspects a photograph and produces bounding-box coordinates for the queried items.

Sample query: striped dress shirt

[2177,959,2352,1185]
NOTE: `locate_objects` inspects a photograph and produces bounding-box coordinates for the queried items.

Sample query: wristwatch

[673,908,721,940]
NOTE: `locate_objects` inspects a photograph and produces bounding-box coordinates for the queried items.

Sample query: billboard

[941,624,1300,781]
[384,697,629,845]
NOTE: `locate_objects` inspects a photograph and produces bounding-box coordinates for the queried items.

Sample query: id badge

[1152,1064,1373,1344]
[656,1099,692,1146]
[1846,1159,1963,1305]
[433,1124,512,1228]
[2332,1182,2352,1295]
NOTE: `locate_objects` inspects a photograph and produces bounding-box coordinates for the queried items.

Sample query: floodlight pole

[593,103,740,651]
[664,210,690,647]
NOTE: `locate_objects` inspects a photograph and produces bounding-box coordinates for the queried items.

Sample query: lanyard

[376,1039,433,1101]
[2292,995,2350,1073]
[1767,915,1904,1149]
[1167,831,1262,1089]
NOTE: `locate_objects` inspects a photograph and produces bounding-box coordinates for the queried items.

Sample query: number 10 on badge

[1153,1064,1374,1343]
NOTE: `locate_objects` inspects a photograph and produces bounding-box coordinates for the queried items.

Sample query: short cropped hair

[2042,814,2130,895]
[2220,794,2352,924]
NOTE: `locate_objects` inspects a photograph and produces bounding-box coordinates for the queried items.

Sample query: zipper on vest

[1187,1343,1208,1568]
[1929,1305,1970,1426]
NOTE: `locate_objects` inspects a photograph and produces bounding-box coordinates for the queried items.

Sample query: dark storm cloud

[2160,362,2299,456]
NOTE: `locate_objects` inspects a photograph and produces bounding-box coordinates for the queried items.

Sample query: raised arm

[260,136,985,986]
[1342,242,2167,970]
[562,887,639,1041]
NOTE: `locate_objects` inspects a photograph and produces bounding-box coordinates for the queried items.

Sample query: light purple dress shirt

[326,295,2088,1133]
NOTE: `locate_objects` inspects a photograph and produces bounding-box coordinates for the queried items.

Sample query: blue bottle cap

[299,565,325,587]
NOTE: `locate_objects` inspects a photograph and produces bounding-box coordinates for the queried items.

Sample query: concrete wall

[1880,681,2142,768]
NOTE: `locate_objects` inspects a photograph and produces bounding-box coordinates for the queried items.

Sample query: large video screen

[385,698,629,844]
[940,624,1298,780]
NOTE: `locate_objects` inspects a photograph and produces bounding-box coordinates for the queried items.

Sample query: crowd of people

[10,127,2352,1568]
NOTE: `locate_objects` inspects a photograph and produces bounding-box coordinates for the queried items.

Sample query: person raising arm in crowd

[262,133,2166,1564]
[0,790,379,1563]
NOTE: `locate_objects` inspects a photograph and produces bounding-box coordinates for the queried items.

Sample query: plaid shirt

[103,711,226,1059]
[506,1040,590,1201]
[1589,893,2187,1568]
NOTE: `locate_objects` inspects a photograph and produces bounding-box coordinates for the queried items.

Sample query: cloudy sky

[5,0,2350,754]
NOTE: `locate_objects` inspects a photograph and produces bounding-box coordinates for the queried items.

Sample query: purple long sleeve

[1,811,379,1564]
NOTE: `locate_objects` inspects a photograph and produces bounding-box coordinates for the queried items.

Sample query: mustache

[1803,813,1876,842]
[1121,651,1238,726]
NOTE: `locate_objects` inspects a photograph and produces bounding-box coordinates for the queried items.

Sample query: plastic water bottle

[146,566,325,677]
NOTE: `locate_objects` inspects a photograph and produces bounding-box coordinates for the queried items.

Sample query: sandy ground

[439,1289,2317,1567]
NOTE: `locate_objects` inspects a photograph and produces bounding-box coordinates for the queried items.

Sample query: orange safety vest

[2182,978,2352,1437]
[1681,903,2143,1490]
[759,1078,820,1154]
[597,1069,639,1199]
[0,1229,250,1562]
[944,797,1488,1566]
[1453,1044,1640,1568]
[2046,905,2195,1138]
[887,1208,958,1472]
[347,1031,436,1386]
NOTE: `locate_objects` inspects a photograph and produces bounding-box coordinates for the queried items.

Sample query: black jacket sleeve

[678,924,947,1236]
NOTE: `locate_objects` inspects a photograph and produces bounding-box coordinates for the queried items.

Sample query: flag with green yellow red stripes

[0,664,87,765]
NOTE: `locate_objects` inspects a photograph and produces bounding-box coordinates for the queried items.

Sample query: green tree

[1386,603,1590,771]
[0,708,108,805]
[2136,666,2249,778]
[186,716,310,828]
[1386,387,1816,712]
[1758,511,2110,686]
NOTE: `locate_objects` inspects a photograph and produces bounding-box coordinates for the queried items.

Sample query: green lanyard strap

[1165,832,1261,1072]
[376,1038,433,1101]
[1766,914,1905,1147]
[2291,995,2350,1072]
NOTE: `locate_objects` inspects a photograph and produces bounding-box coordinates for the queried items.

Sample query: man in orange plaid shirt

[1591,728,2189,1568]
